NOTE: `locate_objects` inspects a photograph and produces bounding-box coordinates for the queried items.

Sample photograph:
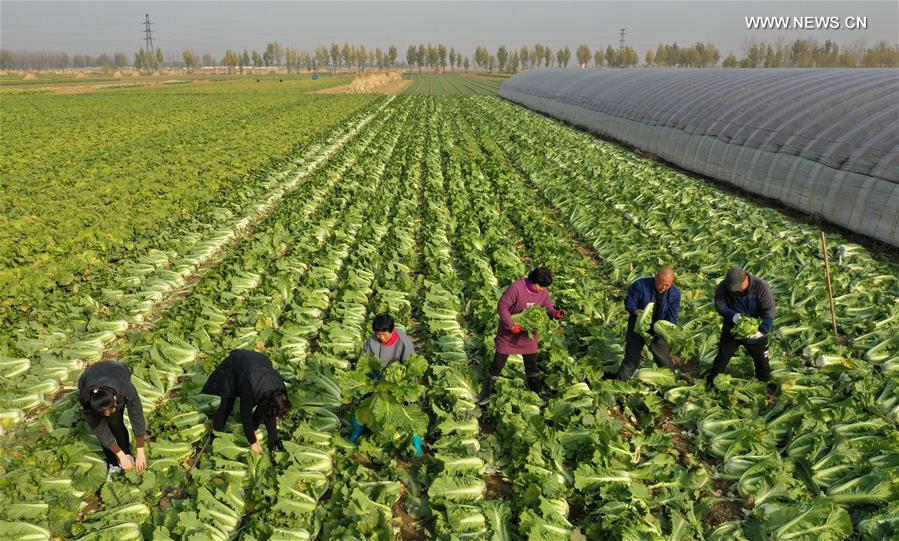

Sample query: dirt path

[377,78,413,95]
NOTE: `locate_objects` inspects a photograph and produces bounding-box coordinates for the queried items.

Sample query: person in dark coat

[351,314,423,456]
[480,267,565,401]
[201,349,291,453]
[618,266,680,380]
[78,360,147,473]
[707,266,776,387]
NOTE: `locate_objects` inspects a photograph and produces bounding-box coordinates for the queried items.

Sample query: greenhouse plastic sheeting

[500,69,899,247]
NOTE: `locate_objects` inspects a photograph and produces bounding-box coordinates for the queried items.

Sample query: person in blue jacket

[707,266,776,387]
[618,266,680,380]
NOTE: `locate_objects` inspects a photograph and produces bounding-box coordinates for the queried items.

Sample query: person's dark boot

[526,374,542,394]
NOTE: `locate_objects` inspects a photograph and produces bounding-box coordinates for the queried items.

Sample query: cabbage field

[0,77,367,343]
[1,86,898,540]
[402,74,503,95]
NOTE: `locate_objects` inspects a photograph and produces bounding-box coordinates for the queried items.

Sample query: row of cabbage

[440,102,703,539]
[419,101,514,539]
[152,93,418,541]
[237,95,424,540]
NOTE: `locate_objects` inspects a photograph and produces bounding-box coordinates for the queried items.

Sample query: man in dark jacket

[618,266,680,380]
[202,349,291,453]
[707,266,776,386]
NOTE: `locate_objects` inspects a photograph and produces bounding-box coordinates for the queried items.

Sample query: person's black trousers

[618,330,675,380]
[212,397,236,432]
[708,332,771,382]
[489,352,540,378]
[101,407,132,466]
[212,396,264,433]
[481,352,542,395]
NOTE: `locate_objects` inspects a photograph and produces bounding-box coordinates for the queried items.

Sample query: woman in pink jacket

[480,267,565,401]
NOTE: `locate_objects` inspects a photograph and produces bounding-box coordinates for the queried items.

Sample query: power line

[2,29,144,38]
[0,21,142,29]
[2,38,142,47]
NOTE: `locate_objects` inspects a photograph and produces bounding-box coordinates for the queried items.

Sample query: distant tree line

[720,39,898,68]
[473,44,575,72]
[213,42,403,74]
[133,48,164,71]
[0,50,131,70]
[405,43,470,73]
[1,37,896,71]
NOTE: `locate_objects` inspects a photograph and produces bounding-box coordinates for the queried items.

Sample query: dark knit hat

[725,266,747,292]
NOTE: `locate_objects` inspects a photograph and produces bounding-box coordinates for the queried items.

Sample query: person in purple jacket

[479,267,565,401]
[618,267,680,380]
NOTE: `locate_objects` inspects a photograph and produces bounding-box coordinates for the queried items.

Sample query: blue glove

[350,415,365,443]
[367,371,381,381]
[411,434,423,457]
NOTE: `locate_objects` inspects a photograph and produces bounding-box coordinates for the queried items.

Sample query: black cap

[725,266,746,292]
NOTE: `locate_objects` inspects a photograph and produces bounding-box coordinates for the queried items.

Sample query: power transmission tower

[143,13,156,72]
[144,14,155,54]
[619,28,626,50]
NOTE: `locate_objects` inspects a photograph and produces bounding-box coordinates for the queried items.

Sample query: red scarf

[383,330,399,347]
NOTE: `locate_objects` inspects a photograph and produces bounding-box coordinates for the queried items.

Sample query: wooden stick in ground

[820,230,838,335]
[183,433,214,485]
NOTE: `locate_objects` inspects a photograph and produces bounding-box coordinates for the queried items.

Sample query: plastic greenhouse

[501,69,899,247]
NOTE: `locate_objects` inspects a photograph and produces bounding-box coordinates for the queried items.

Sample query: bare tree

[330,42,341,73]
[113,52,128,68]
[223,50,240,73]
[406,45,416,69]
[437,44,448,72]
[387,45,398,67]
[182,49,199,72]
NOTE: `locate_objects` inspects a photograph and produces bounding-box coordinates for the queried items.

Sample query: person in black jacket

[78,360,147,474]
[708,266,777,387]
[201,349,291,453]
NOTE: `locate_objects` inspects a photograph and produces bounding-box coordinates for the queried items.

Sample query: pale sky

[1,1,896,58]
